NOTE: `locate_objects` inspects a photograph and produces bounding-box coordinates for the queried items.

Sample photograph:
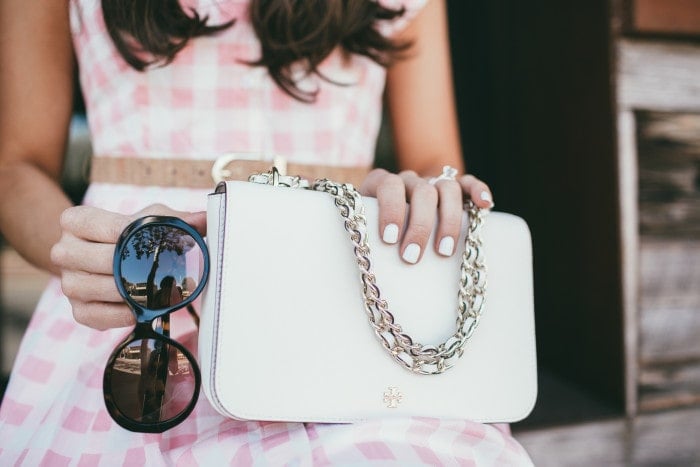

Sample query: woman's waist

[89,154,371,189]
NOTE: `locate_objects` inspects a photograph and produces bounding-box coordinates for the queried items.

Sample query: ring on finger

[428,165,459,185]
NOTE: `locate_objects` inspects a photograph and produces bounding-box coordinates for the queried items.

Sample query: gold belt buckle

[211,153,288,183]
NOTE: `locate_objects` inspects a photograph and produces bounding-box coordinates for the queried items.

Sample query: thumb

[132,204,207,236]
[181,211,207,236]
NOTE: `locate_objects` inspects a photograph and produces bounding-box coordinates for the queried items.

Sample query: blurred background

[2,0,699,465]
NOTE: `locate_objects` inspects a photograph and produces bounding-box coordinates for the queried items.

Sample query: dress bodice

[69,0,425,167]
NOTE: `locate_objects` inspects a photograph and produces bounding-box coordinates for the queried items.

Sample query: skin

[0,0,492,331]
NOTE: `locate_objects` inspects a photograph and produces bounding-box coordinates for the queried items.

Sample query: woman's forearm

[386,0,464,176]
[0,0,75,275]
[0,161,72,275]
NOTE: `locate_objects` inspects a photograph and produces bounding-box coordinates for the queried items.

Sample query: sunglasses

[104,216,209,433]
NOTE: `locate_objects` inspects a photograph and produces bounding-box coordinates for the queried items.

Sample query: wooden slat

[639,239,700,363]
[635,110,700,412]
[516,418,626,466]
[637,111,700,236]
[639,201,700,236]
[515,407,700,466]
[638,111,700,148]
[630,406,700,465]
[617,39,700,111]
[639,359,700,411]
[632,0,700,37]
[617,110,640,416]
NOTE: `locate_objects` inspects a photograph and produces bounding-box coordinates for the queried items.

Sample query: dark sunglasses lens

[107,338,197,424]
[118,225,205,310]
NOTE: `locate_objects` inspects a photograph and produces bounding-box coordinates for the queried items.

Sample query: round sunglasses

[104,216,209,433]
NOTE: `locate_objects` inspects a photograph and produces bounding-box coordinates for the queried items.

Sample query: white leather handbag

[199,171,537,424]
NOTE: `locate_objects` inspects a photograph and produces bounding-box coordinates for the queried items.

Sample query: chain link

[312,179,487,375]
[250,170,487,375]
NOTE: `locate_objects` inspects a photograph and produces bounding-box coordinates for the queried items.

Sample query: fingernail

[383,224,399,244]
[438,236,455,256]
[480,190,494,207]
[402,243,421,264]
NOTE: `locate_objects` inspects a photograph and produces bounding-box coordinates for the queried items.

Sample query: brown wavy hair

[102,0,408,102]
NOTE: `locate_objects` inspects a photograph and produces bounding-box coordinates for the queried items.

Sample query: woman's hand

[360,168,493,264]
[50,204,206,331]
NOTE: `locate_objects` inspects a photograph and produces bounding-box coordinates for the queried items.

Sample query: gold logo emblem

[383,387,403,408]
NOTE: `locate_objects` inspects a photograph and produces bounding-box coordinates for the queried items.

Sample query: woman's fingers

[458,174,494,209]
[433,179,464,256]
[400,172,438,264]
[52,207,124,330]
[60,205,131,243]
[181,211,207,236]
[53,203,206,331]
[58,204,207,243]
[361,169,407,246]
[362,168,494,263]
[50,232,114,274]
[60,270,123,303]
[135,204,208,236]
[375,173,407,245]
[70,299,135,331]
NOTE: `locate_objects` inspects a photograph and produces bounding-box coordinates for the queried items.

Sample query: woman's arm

[386,0,464,177]
[0,0,75,274]
[362,0,492,264]
[0,1,205,330]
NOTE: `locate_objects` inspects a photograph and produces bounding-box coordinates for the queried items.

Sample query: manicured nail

[480,191,494,207]
[383,224,399,244]
[438,236,455,256]
[402,243,421,264]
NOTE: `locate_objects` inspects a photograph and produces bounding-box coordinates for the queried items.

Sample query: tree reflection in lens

[118,226,204,310]
[108,338,196,423]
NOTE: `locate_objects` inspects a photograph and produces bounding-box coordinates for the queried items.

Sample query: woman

[0,0,532,464]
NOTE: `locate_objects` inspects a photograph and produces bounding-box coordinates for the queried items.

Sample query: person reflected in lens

[138,274,182,423]
[180,276,201,326]
[140,338,168,423]
[154,276,184,309]
[181,277,197,300]
[141,274,184,423]
[111,340,145,420]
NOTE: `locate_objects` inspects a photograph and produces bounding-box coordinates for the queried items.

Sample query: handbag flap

[200,181,537,423]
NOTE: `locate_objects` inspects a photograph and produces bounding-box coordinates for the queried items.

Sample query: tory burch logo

[383,387,403,408]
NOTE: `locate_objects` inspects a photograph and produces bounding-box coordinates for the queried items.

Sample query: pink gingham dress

[0,0,533,465]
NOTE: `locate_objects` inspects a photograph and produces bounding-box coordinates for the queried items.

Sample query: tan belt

[89,155,371,189]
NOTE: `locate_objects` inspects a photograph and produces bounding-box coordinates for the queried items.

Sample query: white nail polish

[438,236,454,256]
[402,243,421,264]
[383,224,399,244]
[480,191,493,206]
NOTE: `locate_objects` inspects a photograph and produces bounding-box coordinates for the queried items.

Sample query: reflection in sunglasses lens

[107,338,197,423]
[119,225,204,310]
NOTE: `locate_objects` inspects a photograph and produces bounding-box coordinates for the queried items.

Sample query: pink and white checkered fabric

[0,0,534,464]
[70,0,391,165]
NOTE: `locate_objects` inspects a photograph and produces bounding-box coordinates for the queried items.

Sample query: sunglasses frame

[104,216,209,433]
